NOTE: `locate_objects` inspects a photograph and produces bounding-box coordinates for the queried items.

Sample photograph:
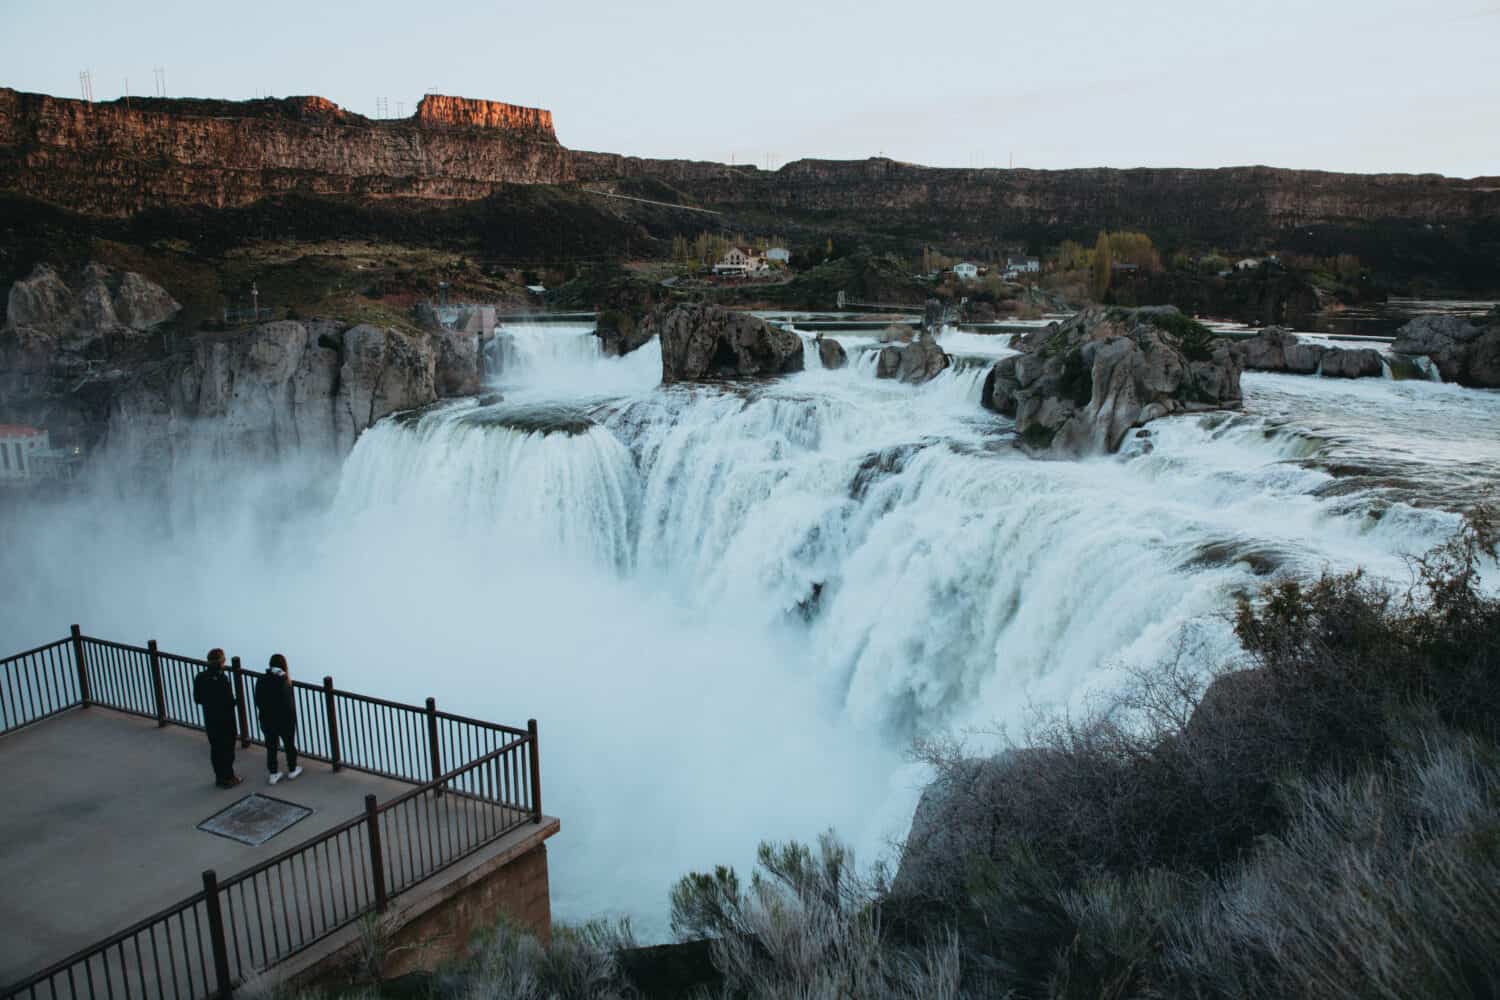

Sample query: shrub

[456,914,636,1000]
[670,831,964,999]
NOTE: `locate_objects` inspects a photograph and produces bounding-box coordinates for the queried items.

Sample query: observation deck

[0,628,558,999]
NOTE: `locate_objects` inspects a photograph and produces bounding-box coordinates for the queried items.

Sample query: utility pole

[250,282,259,319]
[154,66,166,97]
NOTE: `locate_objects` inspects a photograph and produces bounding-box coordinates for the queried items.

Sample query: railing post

[202,869,234,999]
[364,794,388,912]
[70,624,90,708]
[528,718,542,823]
[426,697,443,796]
[323,676,341,772]
[148,640,167,727]
[231,656,250,749]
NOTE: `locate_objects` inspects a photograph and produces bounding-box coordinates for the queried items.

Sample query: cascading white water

[5,319,1498,940]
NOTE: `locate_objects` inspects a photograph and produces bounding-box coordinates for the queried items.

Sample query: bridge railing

[0,628,543,1000]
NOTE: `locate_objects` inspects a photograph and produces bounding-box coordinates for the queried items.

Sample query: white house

[953,262,979,281]
[1007,255,1040,274]
[1236,258,1261,271]
[0,425,48,482]
[714,247,768,276]
[766,247,791,264]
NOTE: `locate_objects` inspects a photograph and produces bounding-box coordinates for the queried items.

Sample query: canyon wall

[2,87,1497,259]
[0,88,571,217]
[574,152,1500,245]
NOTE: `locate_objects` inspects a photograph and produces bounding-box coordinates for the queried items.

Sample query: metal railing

[1,628,543,1000]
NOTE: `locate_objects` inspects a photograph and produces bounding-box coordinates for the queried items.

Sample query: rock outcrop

[982,307,1242,456]
[1235,327,1325,374]
[595,308,655,357]
[816,336,848,370]
[4,262,179,352]
[1391,312,1500,388]
[648,304,803,382]
[1,263,483,456]
[1319,346,1384,379]
[876,331,950,384]
[1235,327,1390,379]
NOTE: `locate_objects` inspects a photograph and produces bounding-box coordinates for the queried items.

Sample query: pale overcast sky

[3,0,1497,177]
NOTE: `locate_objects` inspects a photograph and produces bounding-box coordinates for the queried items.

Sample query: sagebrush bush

[455,915,636,1000]
[670,831,967,999]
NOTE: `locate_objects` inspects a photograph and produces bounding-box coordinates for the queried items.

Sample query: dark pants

[207,725,237,783]
[265,728,298,774]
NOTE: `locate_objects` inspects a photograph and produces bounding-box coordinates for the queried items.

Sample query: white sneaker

[286,766,303,780]
[268,771,282,785]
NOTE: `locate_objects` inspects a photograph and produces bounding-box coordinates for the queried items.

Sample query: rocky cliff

[0,88,571,217]
[1,263,480,458]
[3,86,1497,271]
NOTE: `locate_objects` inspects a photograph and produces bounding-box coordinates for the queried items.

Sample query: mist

[5,324,1496,938]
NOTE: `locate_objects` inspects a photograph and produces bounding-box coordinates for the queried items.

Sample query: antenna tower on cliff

[153,67,166,97]
[376,97,388,118]
[78,71,94,103]
[396,100,404,117]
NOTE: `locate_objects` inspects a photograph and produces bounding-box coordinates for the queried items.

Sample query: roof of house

[0,425,44,438]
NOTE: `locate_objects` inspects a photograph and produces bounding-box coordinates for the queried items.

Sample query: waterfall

[6,315,1498,941]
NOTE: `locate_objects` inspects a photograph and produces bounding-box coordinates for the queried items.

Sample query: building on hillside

[0,425,80,484]
[1236,258,1261,271]
[1001,255,1041,280]
[953,262,979,281]
[0,426,46,482]
[1111,262,1140,275]
[766,247,791,264]
[713,247,769,277]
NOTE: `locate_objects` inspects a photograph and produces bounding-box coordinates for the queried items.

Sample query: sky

[2,0,1497,177]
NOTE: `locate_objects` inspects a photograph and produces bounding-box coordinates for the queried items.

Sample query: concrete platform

[0,706,543,987]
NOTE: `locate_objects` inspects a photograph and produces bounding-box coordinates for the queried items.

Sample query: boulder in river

[981,306,1242,457]
[647,303,803,381]
[876,330,950,384]
[1391,311,1500,388]
[817,336,848,370]
[1236,327,1325,374]
[1319,346,1384,379]
[595,307,655,357]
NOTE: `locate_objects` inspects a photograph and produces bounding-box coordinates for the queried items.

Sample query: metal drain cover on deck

[198,794,312,846]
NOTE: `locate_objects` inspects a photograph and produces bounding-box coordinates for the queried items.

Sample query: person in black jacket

[255,653,302,785]
[193,648,241,788]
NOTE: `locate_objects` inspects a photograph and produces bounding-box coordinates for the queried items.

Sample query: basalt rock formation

[1234,328,1387,379]
[649,304,803,382]
[1391,311,1500,388]
[595,308,655,358]
[1,263,481,454]
[876,331,950,385]
[817,336,848,370]
[982,307,1242,456]
[3,87,1497,289]
[0,88,570,217]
